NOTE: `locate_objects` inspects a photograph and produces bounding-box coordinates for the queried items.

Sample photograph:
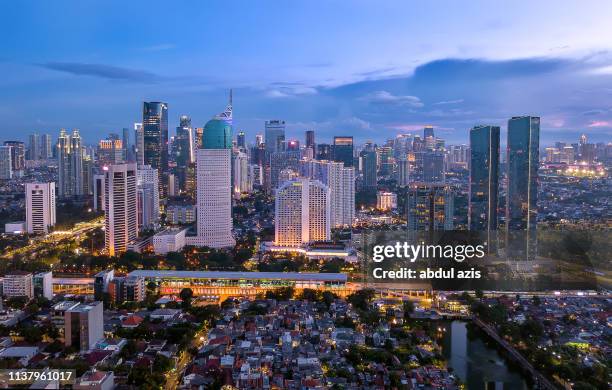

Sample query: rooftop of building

[153,228,188,237]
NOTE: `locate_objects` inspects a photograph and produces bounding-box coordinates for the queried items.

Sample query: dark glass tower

[305,130,315,149]
[506,116,539,261]
[142,102,168,174]
[360,150,377,189]
[469,125,500,251]
[237,131,246,149]
[333,136,354,167]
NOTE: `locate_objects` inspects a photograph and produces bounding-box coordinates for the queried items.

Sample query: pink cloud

[588,120,612,128]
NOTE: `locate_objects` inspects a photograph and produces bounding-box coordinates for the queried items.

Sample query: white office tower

[104,164,138,256]
[26,182,56,234]
[232,151,251,197]
[299,160,355,227]
[275,178,331,247]
[0,146,12,180]
[194,149,235,248]
[136,165,160,230]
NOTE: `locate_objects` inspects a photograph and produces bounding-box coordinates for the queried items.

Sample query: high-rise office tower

[360,150,377,189]
[82,155,93,195]
[506,116,540,261]
[305,130,315,150]
[136,165,160,230]
[122,127,131,160]
[274,178,331,247]
[193,95,235,248]
[396,158,410,187]
[97,138,125,165]
[93,174,105,212]
[57,129,84,197]
[265,120,286,154]
[255,134,264,146]
[412,151,444,183]
[142,102,168,195]
[134,123,144,166]
[26,182,56,234]
[469,126,500,250]
[4,141,25,172]
[104,164,138,256]
[300,159,355,227]
[406,183,454,231]
[175,116,195,167]
[377,146,393,175]
[423,125,434,139]
[70,129,84,195]
[269,150,301,190]
[175,115,195,195]
[236,131,246,149]
[232,151,251,197]
[28,133,40,161]
[0,146,12,180]
[316,144,332,160]
[333,136,354,167]
[41,134,53,159]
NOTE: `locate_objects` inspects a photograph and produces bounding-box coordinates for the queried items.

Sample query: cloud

[360,90,424,107]
[265,83,318,98]
[37,62,162,83]
[433,99,464,105]
[588,120,612,128]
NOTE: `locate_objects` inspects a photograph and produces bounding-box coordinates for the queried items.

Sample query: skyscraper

[136,165,160,230]
[236,131,246,149]
[26,182,56,234]
[423,126,434,139]
[175,115,195,195]
[305,130,315,150]
[97,138,124,166]
[265,120,286,154]
[233,151,251,197]
[274,178,331,247]
[104,164,138,256]
[41,134,53,159]
[506,116,540,261]
[396,158,410,187]
[0,146,12,180]
[269,150,301,190]
[142,102,168,194]
[3,141,25,172]
[134,123,144,166]
[192,95,235,248]
[57,129,84,197]
[469,125,500,250]
[300,159,355,227]
[333,136,354,167]
[28,133,40,161]
[360,150,377,189]
[406,183,454,231]
[93,174,105,212]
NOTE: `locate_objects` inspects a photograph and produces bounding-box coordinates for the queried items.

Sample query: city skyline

[2,2,612,144]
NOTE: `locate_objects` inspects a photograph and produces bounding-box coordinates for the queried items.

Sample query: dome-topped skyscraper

[202,90,233,149]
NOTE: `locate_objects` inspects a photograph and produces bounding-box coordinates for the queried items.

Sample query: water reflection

[441,321,529,390]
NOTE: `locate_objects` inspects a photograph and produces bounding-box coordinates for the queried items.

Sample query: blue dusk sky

[2,0,612,145]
